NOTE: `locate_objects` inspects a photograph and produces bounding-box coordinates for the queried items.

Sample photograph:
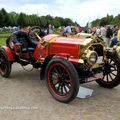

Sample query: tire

[96,54,120,88]
[45,58,79,103]
[0,49,12,78]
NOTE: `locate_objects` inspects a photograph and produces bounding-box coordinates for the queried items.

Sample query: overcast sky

[0,0,120,26]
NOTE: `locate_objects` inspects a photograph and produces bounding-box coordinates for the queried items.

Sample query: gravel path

[0,64,120,120]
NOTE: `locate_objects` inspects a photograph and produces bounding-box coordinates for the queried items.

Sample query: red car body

[1,27,120,103]
[35,34,81,64]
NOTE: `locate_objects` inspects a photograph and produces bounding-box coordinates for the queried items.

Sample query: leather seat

[14,31,38,49]
[29,38,39,48]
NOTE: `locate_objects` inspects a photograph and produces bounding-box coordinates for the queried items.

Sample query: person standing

[110,33,118,47]
[47,24,53,34]
[112,25,118,36]
[100,25,106,42]
[117,26,120,41]
[106,26,113,47]
[92,26,97,35]
[64,24,72,33]
[96,26,101,36]
[75,24,82,34]
[62,24,72,36]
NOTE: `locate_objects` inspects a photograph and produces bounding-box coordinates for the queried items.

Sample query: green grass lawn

[0,32,11,37]
[0,32,11,46]
[0,38,7,46]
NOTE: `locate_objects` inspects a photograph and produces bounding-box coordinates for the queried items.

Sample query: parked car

[0,26,120,103]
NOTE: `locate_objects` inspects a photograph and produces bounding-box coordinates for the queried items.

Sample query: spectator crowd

[85,25,120,48]
[62,23,120,48]
[1,23,120,48]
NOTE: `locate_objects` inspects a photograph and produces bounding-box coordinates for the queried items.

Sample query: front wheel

[45,58,79,103]
[96,54,120,88]
[0,49,12,78]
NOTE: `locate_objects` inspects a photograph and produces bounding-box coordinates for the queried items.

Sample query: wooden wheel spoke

[54,81,59,86]
[63,85,68,93]
[57,84,61,91]
[51,65,71,95]
[54,67,59,74]
[108,63,115,68]
[106,75,109,82]
[65,83,71,89]
[109,73,114,81]
[60,85,64,94]
[110,72,117,77]
[109,59,112,63]
[111,68,117,72]
[102,75,105,80]
[65,79,70,83]
[96,56,120,88]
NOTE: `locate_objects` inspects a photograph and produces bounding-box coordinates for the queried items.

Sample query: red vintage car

[0,26,120,103]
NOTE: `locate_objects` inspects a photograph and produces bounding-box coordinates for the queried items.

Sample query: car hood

[44,34,93,46]
[53,37,93,46]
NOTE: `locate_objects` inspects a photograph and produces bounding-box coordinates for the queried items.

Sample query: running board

[79,73,103,84]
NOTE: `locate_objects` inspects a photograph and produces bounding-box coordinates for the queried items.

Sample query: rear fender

[1,46,14,61]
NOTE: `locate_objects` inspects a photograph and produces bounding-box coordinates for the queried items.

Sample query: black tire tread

[45,58,79,103]
[96,54,120,88]
[0,48,12,78]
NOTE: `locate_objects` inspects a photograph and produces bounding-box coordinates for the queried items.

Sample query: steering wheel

[29,26,42,40]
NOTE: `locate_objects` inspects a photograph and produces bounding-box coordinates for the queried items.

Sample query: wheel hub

[58,76,65,83]
[103,63,112,75]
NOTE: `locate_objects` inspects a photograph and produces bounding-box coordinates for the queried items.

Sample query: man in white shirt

[100,26,106,38]
[64,25,72,34]
[100,26,107,46]
[63,23,72,34]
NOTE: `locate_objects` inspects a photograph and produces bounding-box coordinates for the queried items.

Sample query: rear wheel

[45,58,79,103]
[0,49,12,78]
[96,54,120,88]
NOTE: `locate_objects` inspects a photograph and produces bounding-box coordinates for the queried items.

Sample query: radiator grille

[91,44,104,56]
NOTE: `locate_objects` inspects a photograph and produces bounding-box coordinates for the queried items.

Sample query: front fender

[112,46,120,63]
[1,46,14,61]
[52,53,78,65]
[52,53,70,59]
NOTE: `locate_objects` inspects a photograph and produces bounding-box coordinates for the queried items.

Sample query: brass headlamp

[85,49,98,65]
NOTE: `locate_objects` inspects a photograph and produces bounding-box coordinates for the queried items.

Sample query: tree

[55,17,64,26]
[52,19,60,28]
[38,17,47,28]
[111,14,120,25]
[0,8,78,28]
[17,13,26,28]
[63,18,73,26]
[99,19,107,26]
[92,14,120,26]
[0,8,10,26]
[0,11,4,27]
